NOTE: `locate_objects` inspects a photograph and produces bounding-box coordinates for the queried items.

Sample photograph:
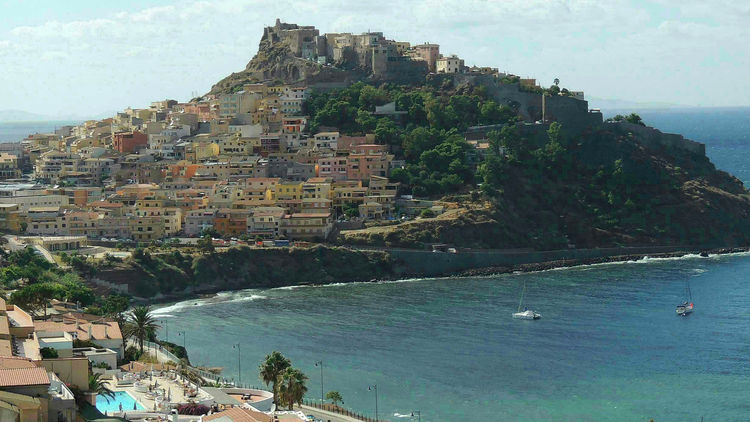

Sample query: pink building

[317,156,348,181]
[346,144,392,180]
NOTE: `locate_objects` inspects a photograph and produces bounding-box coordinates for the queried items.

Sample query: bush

[40,347,59,359]
[123,346,143,363]
[420,208,436,218]
[93,362,111,369]
[177,403,210,415]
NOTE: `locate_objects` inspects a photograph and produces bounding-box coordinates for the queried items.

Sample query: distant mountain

[587,97,690,113]
[0,109,55,122]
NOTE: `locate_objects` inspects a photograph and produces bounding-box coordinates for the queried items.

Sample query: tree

[625,112,646,126]
[325,391,343,406]
[259,351,291,408]
[124,305,158,354]
[40,347,59,359]
[88,372,115,400]
[10,282,62,317]
[420,209,436,218]
[548,85,560,96]
[197,235,215,254]
[278,367,308,410]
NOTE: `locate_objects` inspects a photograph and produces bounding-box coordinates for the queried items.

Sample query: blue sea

[0,121,80,143]
[7,109,750,420]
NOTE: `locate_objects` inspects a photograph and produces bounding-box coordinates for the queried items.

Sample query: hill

[204,20,750,251]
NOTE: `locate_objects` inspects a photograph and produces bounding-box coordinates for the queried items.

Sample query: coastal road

[298,405,369,422]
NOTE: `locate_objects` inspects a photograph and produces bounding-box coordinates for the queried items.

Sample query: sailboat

[676,280,694,316]
[512,281,541,320]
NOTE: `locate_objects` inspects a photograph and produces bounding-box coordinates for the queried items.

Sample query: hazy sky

[2,0,748,118]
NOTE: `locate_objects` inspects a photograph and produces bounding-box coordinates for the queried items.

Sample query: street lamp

[177,331,186,350]
[314,360,323,404]
[367,384,378,421]
[233,344,241,384]
[411,410,421,422]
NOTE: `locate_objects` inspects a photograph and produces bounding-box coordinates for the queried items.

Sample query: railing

[303,400,387,422]
[141,340,182,364]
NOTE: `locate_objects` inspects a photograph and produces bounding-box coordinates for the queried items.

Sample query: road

[298,405,369,422]
[31,244,56,264]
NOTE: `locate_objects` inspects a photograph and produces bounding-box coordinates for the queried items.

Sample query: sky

[1,0,749,118]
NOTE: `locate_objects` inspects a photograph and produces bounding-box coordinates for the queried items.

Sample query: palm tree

[553,77,560,86]
[259,351,291,408]
[325,391,343,407]
[278,367,308,410]
[124,305,158,354]
[89,373,115,400]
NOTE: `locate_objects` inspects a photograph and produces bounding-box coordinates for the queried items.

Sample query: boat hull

[676,303,694,316]
[513,310,541,320]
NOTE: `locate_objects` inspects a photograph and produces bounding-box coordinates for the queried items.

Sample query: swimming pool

[96,391,144,413]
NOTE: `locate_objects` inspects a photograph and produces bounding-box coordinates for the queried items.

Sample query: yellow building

[0,204,24,232]
[266,181,303,202]
[0,153,21,180]
[127,216,165,241]
[186,142,220,162]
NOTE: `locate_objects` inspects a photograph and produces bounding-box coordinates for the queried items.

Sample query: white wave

[393,413,413,418]
[152,290,268,315]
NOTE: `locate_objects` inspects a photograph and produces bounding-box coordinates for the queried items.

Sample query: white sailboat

[676,280,694,316]
[512,281,541,320]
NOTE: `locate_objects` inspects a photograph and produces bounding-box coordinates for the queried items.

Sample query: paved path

[3,235,25,252]
[299,405,370,422]
[32,244,56,264]
[128,339,181,364]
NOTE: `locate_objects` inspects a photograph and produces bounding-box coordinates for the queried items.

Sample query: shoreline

[140,246,750,306]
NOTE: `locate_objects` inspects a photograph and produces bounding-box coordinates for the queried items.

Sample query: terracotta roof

[0,367,49,387]
[34,319,122,341]
[0,316,9,336]
[202,407,271,422]
[0,357,37,369]
[0,340,12,357]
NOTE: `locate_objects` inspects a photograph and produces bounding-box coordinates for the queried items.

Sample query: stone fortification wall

[610,122,706,156]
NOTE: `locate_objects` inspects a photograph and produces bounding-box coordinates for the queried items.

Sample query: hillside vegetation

[312,83,750,249]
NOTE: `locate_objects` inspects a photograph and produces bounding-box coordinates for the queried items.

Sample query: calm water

[152,253,750,421]
[96,391,144,413]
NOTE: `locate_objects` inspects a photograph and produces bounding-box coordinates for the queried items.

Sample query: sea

[5,108,750,420]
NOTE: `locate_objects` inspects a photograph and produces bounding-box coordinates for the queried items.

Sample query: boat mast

[518,281,526,312]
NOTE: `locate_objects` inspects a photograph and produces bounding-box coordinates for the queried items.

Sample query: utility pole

[177,331,185,351]
[234,344,241,384]
[368,384,378,421]
[314,360,323,404]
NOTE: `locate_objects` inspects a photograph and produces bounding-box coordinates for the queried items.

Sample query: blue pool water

[96,391,144,413]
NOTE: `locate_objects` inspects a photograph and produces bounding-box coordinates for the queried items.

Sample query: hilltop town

[0,18,749,422]
[1,19,724,251]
